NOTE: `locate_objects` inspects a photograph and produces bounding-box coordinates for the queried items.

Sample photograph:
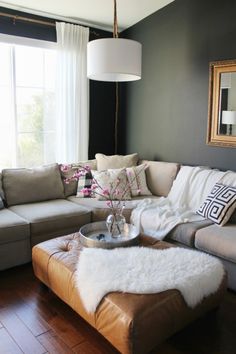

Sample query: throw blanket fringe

[75,247,224,313]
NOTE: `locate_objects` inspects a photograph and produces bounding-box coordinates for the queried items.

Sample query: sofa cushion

[60,160,97,197]
[3,163,65,206]
[140,160,180,197]
[126,164,152,197]
[195,224,236,263]
[68,195,160,222]
[0,208,30,244]
[196,183,236,226]
[10,199,91,245]
[76,171,93,197]
[92,169,131,200]
[96,153,139,171]
[166,220,213,247]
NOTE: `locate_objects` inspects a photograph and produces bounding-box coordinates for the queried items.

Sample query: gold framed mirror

[207,59,236,147]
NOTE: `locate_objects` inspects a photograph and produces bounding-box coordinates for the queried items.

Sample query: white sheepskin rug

[74,246,224,313]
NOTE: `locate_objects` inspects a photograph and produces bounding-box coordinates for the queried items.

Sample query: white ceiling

[0,0,175,31]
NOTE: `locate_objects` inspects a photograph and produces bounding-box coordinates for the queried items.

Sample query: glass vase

[106,212,126,238]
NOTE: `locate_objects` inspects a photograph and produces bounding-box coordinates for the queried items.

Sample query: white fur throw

[75,246,224,313]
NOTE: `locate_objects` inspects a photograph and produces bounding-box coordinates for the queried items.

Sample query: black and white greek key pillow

[197,183,236,226]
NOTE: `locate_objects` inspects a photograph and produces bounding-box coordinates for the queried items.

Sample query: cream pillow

[95,153,139,171]
[126,164,152,197]
[92,169,131,201]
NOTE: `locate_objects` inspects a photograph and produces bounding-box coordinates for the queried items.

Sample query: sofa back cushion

[140,160,180,197]
[60,160,97,197]
[2,163,64,206]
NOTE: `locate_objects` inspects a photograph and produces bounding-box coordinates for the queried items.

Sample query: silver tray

[79,221,140,249]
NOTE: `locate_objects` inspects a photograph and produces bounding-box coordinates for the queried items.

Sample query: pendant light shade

[87,38,142,82]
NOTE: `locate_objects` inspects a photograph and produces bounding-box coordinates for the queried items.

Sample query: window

[0,38,56,169]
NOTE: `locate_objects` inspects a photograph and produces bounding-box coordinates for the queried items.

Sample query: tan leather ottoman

[32,233,226,354]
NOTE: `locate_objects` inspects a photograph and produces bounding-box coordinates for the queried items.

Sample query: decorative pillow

[95,153,139,171]
[197,183,236,226]
[76,171,93,198]
[92,169,131,201]
[60,160,97,197]
[126,164,152,197]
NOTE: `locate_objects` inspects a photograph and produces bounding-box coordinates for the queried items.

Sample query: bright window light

[0,40,56,169]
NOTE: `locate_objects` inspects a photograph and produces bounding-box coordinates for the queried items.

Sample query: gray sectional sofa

[0,158,235,292]
[0,163,92,270]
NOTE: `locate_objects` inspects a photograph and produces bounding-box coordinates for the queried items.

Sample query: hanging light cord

[113,0,118,38]
[114,82,119,154]
[113,0,119,154]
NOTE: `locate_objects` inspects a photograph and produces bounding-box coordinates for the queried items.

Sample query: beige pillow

[96,153,139,171]
[60,159,97,197]
[126,164,152,197]
[3,163,64,206]
[140,160,180,197]
[92,169,131,201]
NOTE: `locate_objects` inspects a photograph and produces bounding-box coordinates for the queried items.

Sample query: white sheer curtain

[56,22,89,163]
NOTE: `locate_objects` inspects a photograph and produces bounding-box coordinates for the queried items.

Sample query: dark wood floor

[0,264,236,354]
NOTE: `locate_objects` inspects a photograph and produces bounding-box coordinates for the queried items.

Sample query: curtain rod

[0,11,100,36]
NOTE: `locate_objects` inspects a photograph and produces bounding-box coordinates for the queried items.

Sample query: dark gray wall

[121,0,236,170]
[88,31,115,158]
[89,80,115,158]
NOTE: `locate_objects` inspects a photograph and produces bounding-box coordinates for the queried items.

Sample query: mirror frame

[207,59,236,148]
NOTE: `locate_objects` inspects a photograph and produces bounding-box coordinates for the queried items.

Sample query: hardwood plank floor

[0,263,236,354]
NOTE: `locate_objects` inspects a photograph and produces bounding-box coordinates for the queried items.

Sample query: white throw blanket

[75,246,224,313]
[131,166,227,239]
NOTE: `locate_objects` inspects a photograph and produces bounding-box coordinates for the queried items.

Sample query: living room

[0,0,236,353]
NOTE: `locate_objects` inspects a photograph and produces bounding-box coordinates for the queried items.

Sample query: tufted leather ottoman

[32,233,226,354]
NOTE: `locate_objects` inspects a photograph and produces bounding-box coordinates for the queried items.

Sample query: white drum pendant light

[87,0,142,82]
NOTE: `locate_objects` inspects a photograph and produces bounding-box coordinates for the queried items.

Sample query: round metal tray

[79,221,140,249]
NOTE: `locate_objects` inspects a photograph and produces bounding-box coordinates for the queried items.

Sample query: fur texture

[75,246,224,313]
